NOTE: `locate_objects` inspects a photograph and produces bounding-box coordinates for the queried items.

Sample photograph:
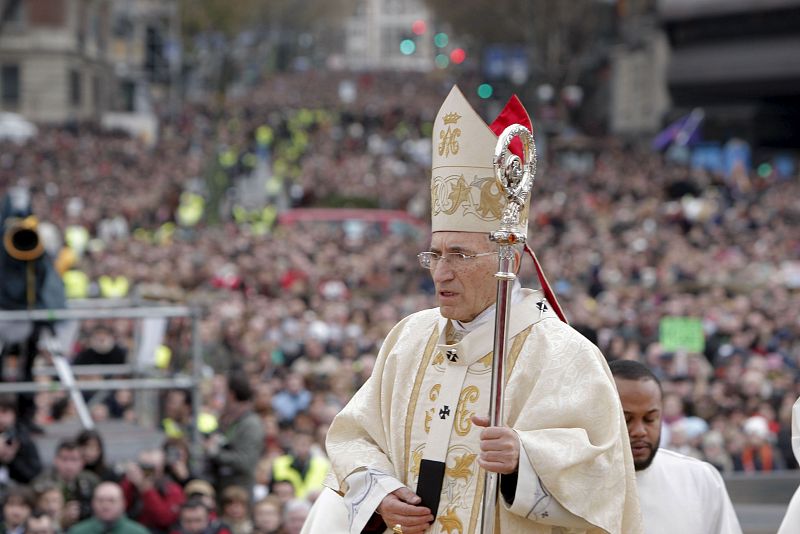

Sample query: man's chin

[438,306,463,321]
[633,447,658,471]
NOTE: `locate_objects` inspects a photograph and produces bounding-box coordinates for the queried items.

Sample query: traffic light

[477,83,493,99]
[400,39,416,55]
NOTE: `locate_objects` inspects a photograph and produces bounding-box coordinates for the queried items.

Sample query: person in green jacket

[67,482,148,534]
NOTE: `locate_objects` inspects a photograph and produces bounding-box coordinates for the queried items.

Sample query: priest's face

[429,231,498,323]
[615,377,662,471]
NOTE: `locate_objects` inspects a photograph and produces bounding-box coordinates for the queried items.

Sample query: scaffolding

[0,302,203,457]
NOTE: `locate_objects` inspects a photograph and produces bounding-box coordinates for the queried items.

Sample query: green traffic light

[400,39,416,55]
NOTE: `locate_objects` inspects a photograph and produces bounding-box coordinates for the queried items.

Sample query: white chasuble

[324,289,642,534]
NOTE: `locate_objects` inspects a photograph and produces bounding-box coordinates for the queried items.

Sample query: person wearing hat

[610,360,742,534]
[303,86,641,533]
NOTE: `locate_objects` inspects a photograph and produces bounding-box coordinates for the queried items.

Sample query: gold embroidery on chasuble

[454,386,479,436]
[404,328,440,483]
[445,452,477,481]
[437,507,464,534]
[406,323,534,529]
[410,448,423,477]
[424,384,441,434]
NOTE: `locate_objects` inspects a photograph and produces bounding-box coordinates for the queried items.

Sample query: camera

[1,429,17,446]
[138,462,156,476]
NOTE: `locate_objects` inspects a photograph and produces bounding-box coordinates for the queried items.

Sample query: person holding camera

[120,449,185,534]
[0,393,41,500]
[204,371,263,495]
[162,438,195,488]
[33,441,98,530]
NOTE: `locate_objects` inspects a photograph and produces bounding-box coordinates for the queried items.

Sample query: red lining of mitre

[489,95,532,161]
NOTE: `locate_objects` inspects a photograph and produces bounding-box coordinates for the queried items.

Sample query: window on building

[2,0,24,25]
[120,80,135,112]
[70,69,82,106]
[1,64,21,107]
[93,75,102,111]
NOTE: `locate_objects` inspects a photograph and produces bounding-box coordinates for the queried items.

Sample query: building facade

[0,0,112,123]
[0,0,178,124]
[344,0,434,71]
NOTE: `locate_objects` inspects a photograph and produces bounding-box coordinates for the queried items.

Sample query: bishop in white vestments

[303,86,642,534]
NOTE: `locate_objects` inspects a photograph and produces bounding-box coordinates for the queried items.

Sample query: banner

[659,316,705,353]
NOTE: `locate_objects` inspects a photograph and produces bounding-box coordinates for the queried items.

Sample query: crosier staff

[480,123,537,534]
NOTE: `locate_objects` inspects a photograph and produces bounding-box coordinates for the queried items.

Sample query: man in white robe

[610,360,742,534]
[303,86,642,534]
[778,397,800,534]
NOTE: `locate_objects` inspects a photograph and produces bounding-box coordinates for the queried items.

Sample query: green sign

[659,316,705,353]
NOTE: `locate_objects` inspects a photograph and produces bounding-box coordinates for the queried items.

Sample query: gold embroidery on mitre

[438,112,462,157]
[477,177,504,220]
[442,175,472,215]
[438,507,464,534]
[454,385,479,436]
[445,453,477,480]
[443,112,461,124]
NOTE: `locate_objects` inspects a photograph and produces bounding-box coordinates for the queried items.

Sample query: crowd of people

[0,70,798,532]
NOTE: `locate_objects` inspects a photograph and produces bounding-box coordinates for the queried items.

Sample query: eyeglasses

[417,251,497,270]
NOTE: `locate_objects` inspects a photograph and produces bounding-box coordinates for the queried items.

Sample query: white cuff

[503,432,593,528]
[343,469,405,533]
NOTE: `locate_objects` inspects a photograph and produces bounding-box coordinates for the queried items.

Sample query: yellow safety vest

[98,275,130,298]
[63,269,89,299]
[271,455,330,499]
[177,193,204,227]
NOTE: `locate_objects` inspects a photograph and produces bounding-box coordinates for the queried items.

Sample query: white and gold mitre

[431,85,533,234]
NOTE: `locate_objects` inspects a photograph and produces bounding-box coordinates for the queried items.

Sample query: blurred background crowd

[1,0,799,532]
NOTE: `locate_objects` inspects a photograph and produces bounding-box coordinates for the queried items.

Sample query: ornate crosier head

[493,123,536,239]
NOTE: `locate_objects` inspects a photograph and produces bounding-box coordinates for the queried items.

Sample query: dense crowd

[0,70,798,532]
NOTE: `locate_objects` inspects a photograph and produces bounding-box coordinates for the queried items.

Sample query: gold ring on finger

[392,525,403,534]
